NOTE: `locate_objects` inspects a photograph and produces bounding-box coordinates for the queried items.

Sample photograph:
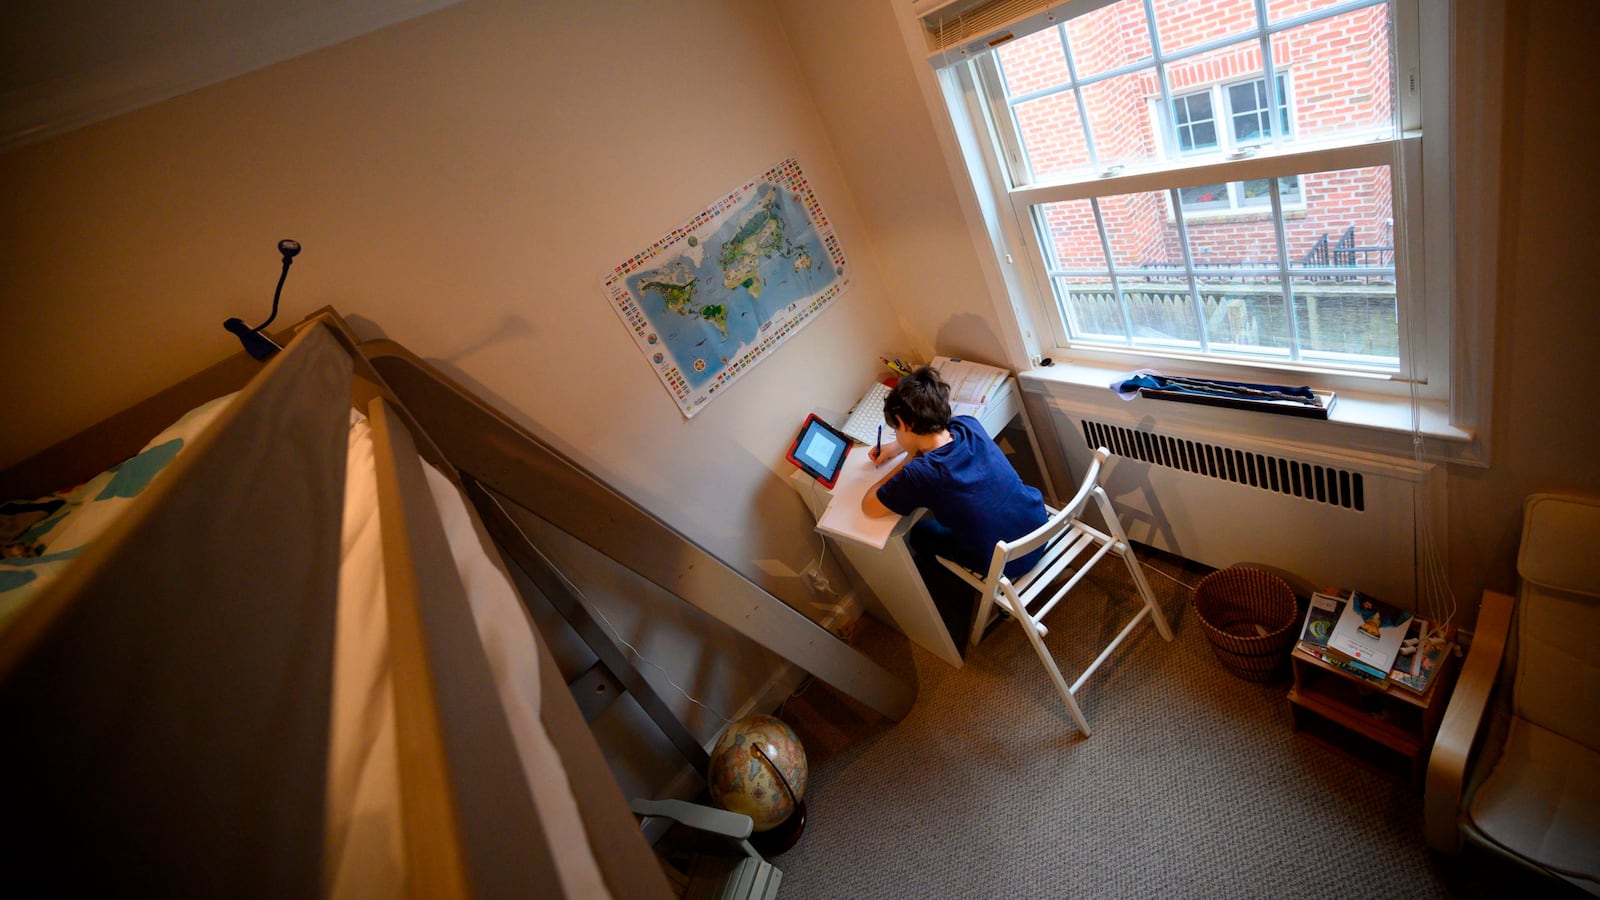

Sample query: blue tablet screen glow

[787,415,850,486]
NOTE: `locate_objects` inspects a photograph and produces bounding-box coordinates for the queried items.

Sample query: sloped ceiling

[0,0,462,152]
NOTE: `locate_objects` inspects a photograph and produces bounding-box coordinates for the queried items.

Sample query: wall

[0,0,917,793]
[1447,1,1600,602]
[776,0,1600,626]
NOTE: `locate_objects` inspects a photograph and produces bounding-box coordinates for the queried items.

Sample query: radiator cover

[1043,395,1438,607]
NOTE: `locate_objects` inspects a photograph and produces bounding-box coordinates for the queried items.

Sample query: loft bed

[0,308,911,897]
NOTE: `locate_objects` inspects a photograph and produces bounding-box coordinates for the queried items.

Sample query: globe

[708,714,808,833]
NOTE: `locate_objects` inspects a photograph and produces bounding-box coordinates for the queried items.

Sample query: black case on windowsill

[1135,386,1336,419]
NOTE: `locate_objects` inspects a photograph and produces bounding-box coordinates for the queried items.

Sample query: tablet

[785,413,852,489]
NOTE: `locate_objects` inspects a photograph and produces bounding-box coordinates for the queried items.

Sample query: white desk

[788,376,1027,668]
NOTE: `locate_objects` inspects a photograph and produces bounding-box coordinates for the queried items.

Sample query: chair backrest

[978,449,1107,587]
[1512,493,1600,751]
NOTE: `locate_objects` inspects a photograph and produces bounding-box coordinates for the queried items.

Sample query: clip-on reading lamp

[223,239,301,360]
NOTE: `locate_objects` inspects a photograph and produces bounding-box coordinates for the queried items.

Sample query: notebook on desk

[931,356,1009,417]
[815,449,907,550]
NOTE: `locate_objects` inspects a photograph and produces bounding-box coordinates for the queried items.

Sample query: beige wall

[777,0,1600,626]
[1446,1,1600,604]
[0,0,919,610]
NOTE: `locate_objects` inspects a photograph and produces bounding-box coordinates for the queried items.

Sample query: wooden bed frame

[0,310,674,897]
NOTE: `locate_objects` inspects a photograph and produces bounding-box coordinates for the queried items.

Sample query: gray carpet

[769,550,1475,898]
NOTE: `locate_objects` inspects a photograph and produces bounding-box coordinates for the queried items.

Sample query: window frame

[1161,74,1304,215]
[942,0,1447,407]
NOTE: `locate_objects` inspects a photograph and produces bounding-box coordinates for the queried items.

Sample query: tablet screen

[786,414,851,488]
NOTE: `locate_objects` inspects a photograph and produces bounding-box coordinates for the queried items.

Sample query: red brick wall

[998,1,1394,271]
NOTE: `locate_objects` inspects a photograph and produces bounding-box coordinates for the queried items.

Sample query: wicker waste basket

[1193,567,1298,682]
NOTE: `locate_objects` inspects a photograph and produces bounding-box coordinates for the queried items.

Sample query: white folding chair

[937,447,1172,736]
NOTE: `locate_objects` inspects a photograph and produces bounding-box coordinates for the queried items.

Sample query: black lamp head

[278,239,301,261]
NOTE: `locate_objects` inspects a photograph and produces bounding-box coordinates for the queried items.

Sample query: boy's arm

[868,439,902,465]
[861,457,907,518]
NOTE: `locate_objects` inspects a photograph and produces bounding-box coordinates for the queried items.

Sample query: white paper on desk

[932,356,1008,408]
[816,451,903,550]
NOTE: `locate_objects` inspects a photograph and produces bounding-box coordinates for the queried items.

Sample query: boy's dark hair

[883,366,952,435]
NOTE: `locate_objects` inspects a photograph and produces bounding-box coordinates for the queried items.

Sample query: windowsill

[1017,357,1484,467]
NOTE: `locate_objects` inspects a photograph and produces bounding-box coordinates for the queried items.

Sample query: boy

[862,366,1048,580]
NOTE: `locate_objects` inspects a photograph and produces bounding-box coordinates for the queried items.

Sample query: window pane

[1149,0,1257,56]
[1013,91,1092,183]
[1240,176,1302,207]
[1287,164,1397,366]
[1269,6,1395,142]
[1032,199,1128,342]
[1179,183,1230,211]
[1179,190,1292,356]
[1103,190,1202,347]
[1118,276,1202,347]
[995,27,1072,98]
[1062,0,1153,81]
[1080,69,1164,172]
[1182,187,1283,269]
[1033,199,1103,270]
[1174,92,1217,152]
[1266,0,1359,25]
[1100,190,1179,270]
[1165,40,1264,153]
[1227,78,1285,145]
[1057,276,1129,341]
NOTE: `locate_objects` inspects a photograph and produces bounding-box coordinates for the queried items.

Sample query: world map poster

[601,157,849,418]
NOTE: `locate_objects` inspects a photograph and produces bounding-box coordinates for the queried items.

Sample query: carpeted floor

[766,549,1511,899]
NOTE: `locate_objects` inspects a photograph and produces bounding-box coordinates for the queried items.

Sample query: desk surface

[814,449,912,549]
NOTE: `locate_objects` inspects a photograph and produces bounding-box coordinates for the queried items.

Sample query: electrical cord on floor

[1145,562,1198,594]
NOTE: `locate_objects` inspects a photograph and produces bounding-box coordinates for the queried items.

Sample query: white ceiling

[0,0,462,152]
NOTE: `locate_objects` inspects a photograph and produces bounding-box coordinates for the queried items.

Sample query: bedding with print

[0,393,236,629]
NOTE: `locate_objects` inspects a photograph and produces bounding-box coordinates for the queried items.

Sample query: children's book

[1301,644,1390,685]
[1388,619,1453,695]
[1297,592,1345,651]
[1327,591,1412,674]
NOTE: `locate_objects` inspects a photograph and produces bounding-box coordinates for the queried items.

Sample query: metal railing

[1300,226,1392,280]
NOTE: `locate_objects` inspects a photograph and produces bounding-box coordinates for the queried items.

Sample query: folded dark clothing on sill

[1111,373,1322,406]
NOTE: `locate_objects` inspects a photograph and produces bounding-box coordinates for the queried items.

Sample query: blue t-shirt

[876,416,1048,577]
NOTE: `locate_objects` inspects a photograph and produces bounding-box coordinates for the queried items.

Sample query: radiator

[1042,394,1439,607]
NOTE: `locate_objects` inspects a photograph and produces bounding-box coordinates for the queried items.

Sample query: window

[1171,75,1289,154]
[922,0,1434,384]
[1168,76,1301,212]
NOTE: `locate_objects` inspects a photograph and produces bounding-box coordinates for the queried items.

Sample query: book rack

[1286,643,1460,789]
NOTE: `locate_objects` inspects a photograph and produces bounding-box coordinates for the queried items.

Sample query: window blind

[914,0,1116,65]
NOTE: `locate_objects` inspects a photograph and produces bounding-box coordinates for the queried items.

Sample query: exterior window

[1172,91,1216,152]
[966,0,1408,374]
[1169,76,1300,212]
[1227,76,1289,146]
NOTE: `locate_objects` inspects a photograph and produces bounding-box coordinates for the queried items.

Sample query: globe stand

[747,742,807,857]
[748,798,806,857]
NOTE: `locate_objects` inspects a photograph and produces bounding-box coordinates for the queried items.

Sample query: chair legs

[1116,543,1173,641]
[1011,605,1094,736]
[1015,490,1173,736]
[1095,487,1173,642]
